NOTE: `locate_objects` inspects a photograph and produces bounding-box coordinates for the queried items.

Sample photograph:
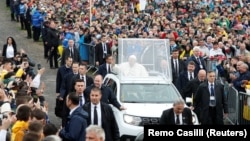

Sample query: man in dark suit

[62,79,86,127]
[171,49,185,86]
[95,35,111,66]
[97,54,113,79]
[83,87,120,141]
[159,98,193,125]
[193,71,228,125]
[182,69,207,102]
[70,64,94,92]
[84,74,126,111]
[54,57,73,118]
[61,39,81,66]
[45,20,60,69]
[182,69,207,120]
[187,46,206,75]
[59,92,88,141]
[56,57,73,99]
[177,61,196,95]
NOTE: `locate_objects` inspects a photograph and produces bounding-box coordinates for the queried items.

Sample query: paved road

[0,2,61,127]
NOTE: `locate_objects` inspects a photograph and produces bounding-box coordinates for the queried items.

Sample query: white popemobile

[103,38,199,141]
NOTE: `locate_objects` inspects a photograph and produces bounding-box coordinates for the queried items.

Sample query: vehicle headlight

[123,114,142,126]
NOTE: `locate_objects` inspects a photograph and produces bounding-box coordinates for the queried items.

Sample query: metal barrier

[225,87,238,125]
[238,92,250,125]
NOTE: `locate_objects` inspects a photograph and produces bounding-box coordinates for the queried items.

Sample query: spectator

[11,104,32,141]
[2,37,17,60]
[43,123,58,137]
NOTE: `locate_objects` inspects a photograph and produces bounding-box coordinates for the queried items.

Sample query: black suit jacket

[61,47,81,66]
[159,107,193,125]
[56,65,72,93]
[2,44,17,58]
[177,71,197,95]
[187,55,206,75]
[70,74,94,92]
[95,42,111,65]
[171,58,185,85]
[84,85,121,110]
[182,77,204,100]
[83,102,120,141]
[194,81,228,125]
[97,63,110,79]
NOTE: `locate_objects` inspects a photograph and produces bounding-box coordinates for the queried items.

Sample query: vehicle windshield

[120,84,180,103]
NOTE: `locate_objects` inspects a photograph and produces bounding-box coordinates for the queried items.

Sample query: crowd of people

[1,0,250,140]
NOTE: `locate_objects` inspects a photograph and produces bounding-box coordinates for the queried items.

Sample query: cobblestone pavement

[0,1,61,127]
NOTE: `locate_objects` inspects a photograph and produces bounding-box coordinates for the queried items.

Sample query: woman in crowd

[2,37,17,60]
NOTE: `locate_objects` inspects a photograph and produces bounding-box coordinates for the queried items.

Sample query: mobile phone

[37,64,42,70]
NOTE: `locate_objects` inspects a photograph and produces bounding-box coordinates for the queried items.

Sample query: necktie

[94,106,98,125]
[108,64,111,73]
[176,114,180,125]
[210,84,215,106]
[70,49,73,57]
[103,43,107,58]
[81,76,85,82]
[190,72,193,80]
[175,60,178,76]
[79,96,83,106]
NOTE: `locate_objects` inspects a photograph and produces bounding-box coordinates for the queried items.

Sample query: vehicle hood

[122,103,172,117]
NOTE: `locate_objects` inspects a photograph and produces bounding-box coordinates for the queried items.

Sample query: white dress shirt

[91,103,102,126]
[6,45,14,58]
[80,75,86,86]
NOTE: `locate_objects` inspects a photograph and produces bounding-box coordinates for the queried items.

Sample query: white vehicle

[103,39,199,140]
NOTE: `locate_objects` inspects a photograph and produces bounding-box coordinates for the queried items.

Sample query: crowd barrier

[226,87,250,125]
[238,91,250,125]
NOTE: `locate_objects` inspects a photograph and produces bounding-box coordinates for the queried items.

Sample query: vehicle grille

[140,117,160,126]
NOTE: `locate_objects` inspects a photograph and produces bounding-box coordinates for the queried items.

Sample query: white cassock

[117,62,149,77]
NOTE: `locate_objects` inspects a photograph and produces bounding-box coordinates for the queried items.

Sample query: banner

[139,0,147,11]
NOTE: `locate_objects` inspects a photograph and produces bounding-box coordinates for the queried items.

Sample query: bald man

[84,75,126,110]
[182,69,207,102]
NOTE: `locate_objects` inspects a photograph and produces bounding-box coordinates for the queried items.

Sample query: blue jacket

[59,106,88,141]
[32,10,43,27]
[62,32,75,48]
[19,3,26,14]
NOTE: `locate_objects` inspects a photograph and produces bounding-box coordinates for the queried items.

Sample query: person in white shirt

[2,37,17,59]
[209,41,225,57]
[117,55,148,77]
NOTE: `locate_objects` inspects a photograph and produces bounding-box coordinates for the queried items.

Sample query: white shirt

[91,103,102,126]
[106,64,111,73]
[209,48,224,57]
[69,106,79,115]
[208,82,214,94]
[188,71,194,80]
[6,45,14,58]
[175,113,183,125]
